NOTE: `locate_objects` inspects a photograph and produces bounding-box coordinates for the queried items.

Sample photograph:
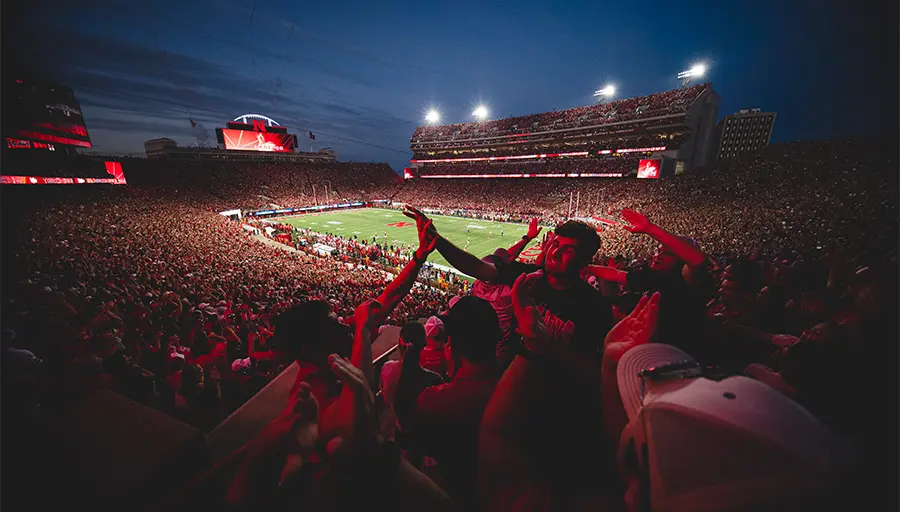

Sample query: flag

[189,118,197,128]
[308,131,316,140]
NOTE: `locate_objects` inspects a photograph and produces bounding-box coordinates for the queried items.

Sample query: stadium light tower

[677,63,708,86]
[425,109,441,124]
[593,84,616,103]
[472,105,489,121]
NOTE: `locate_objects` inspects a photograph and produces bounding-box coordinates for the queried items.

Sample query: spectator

[395,296,501,508]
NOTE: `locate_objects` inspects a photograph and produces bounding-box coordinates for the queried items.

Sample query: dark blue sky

[5,0,896,171]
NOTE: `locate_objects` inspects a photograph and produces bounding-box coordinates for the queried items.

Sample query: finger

[329,354,365,386]
[637,292,661,324]
[631,294,650,317]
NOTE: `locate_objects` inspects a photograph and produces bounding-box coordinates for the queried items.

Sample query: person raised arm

[621,208,706,268]
[324,217,439,441]
[504,218,542,261]
[373,216,439,326]
[403,205,499,282]
[583,264,628,285]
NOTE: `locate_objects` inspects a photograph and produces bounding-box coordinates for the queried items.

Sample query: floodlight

[594,84,616,97]
[689,64,707,77]
[425,109,441,124]
[472,105,489,120]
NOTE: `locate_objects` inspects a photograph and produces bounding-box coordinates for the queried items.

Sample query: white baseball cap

[615,343,854,511]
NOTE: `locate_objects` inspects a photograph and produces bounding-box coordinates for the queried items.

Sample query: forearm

[584,265,628,285]
[323,323,375,441]
[376,256,425,325]
[505,236,531,261]
[645,224,705,267]
[435,235,498,281]
[351,324,374,383]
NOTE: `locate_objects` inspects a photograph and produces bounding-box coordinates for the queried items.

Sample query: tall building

[715,108,776,162]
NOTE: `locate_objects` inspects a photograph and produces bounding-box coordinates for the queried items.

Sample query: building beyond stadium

[407,84,719,179]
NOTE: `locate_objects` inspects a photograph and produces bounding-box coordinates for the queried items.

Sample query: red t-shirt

[414,363,499,506]
[419,347,447,377]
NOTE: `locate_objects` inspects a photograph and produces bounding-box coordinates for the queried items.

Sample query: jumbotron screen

[637,159,661,179]
[221,129,295,153]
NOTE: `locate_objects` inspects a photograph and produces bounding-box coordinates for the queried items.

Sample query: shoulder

[417,381,453,405]
[496,260,539,284]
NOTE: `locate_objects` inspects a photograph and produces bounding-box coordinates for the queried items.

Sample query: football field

[272,207,543,269]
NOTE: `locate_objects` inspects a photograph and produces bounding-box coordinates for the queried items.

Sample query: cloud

[15,24,413,168]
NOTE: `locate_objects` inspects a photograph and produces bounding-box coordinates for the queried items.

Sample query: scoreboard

[216,117,298,153]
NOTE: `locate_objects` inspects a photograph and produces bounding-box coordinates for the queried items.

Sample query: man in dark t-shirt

[494,256,612,358]
[402,206,616,494]
[402,207,614,357]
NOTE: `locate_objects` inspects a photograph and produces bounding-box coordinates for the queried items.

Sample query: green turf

[273,208,543,269]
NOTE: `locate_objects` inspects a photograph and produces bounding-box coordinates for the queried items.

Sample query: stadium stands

[2,137,896,509]
[411,84,710,144]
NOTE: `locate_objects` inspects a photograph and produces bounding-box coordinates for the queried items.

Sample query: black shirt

[627,267,713,362]
[495,260,613,358]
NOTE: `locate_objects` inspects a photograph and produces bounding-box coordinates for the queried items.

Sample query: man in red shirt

[396,296,501,509]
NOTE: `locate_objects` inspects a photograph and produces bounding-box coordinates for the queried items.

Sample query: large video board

[221,129,296,153]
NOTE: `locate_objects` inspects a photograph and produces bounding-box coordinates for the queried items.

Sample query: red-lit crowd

[419,157,639,177]
[2,138,896,510]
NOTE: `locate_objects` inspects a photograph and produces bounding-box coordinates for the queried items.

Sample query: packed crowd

[398,139,898,260]
[192,204,892,509]
[418,157,639,177]
[2,189,449,433]
[411,84,708,143]
[2,137,896,509]
[124,160,400,212]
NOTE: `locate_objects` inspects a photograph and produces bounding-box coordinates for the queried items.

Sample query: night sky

[4,0,896,171]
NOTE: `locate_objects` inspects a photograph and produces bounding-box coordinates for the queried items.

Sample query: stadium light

[678,62,708,80]
[593,84,616,98]
[425,109,441,124]
[472,105,489,120]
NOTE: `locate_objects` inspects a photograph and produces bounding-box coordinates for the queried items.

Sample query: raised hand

[416,219,438,259]
[403,205,431,230]
[511,271,559,354]
[354,298,383,332]
[526,218,542,240]
[329,354,378,450]
[536,231,555,265]
[603,291,660,350]
[621,209,653,234]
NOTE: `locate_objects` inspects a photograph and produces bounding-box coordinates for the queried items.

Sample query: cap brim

[616,343,695,421]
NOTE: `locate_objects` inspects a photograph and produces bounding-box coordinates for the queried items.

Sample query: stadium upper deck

[409,83,720,173]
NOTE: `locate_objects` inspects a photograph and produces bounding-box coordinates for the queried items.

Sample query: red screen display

[221,129,295,152]
[637,159,660,179]
[403,167,417,179]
